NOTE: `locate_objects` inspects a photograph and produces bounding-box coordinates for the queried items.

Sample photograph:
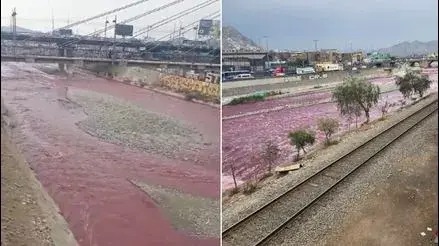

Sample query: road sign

[115,24,133,36]
[197,19,213,36]
[58,29,73,36]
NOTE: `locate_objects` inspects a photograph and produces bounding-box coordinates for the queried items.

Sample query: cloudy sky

[223,0,438,51]
[1,0,219,39]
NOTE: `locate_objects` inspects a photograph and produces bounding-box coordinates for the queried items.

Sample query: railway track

[222,99,438,246]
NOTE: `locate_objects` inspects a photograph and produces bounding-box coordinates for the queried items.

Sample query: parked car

[234,73,254,80]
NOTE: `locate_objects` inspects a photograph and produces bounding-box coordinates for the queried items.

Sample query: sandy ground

[326,128,438,246]
[1,115,77,246]
[1,62,220,246]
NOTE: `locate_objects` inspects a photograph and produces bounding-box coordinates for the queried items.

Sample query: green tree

[395,72,418,98]
[333,77,380,123]
[412,74,432,98]
[396,72,432,98]
[288,130,315,159]
[317,118,339,145]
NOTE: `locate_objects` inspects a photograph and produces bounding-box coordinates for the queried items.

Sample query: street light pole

[263,36,269,51]
[11,8,17,56]
[104,18,109,38]
[313,39,318,51]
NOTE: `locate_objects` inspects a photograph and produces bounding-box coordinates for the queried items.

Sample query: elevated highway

[0,54,220,70]
[1,32,219,53]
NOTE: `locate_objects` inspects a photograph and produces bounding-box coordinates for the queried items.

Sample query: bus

[222,70,252,82]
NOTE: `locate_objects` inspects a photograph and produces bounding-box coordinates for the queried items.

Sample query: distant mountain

[1,26,39,33]
[377,40,438,57]
[222,25,262,52]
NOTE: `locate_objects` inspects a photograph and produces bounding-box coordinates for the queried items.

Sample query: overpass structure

[0,54,220,70]
[1,32,219,53]
[394,57,438,68]
[1,32,220,64]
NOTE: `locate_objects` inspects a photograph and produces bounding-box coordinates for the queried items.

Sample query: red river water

[1,63,220,246]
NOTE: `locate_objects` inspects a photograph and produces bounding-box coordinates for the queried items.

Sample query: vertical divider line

[219,0,223,244]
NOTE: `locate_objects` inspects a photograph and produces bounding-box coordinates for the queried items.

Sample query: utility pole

[104,18,109,38]
[51,9,55,34]
[146,25,150,39]
[193,25,198,40]
[172,22,176,40]
[263,36,268,51]
[12,8,17,56]
[313,39,318,51]
[112,15,117,65]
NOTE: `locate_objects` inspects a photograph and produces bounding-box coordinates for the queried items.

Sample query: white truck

[296,67,315,75]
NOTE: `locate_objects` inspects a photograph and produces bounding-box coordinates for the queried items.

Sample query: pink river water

[222,68,438,190]
[1,63,220,246]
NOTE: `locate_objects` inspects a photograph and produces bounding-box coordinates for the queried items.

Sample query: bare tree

[261,140,281,173]
[229,164,238,190]
[380,100,390,118]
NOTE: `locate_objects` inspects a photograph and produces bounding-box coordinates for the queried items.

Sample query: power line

[60,0,184,47]
[12,0,151,44]
[90,0,184,37]
[78,3,218,50]
[141,11,219,53]
[55,0,151,31]
[134,0,218,37]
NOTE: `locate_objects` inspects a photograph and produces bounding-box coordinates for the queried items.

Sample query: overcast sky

[223,0,438,51]
[1,0,219,39]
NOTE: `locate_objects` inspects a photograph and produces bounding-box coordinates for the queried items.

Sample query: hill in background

[377,40,437,57]
[222,25,262,52]
[1,25,40,33]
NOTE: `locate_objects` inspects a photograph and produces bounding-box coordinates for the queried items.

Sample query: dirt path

[1,63,220,246]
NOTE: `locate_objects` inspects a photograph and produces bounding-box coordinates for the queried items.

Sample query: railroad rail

[222,98,438,246]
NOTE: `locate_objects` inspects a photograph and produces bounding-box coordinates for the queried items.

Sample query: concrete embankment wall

[223,68,387,90]
[84,64,220,103]
[222,69,389,97]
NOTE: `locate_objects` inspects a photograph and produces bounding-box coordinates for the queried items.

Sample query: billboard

[58,29,72,36]
[115,24,133,36]
[197,19,213,36]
